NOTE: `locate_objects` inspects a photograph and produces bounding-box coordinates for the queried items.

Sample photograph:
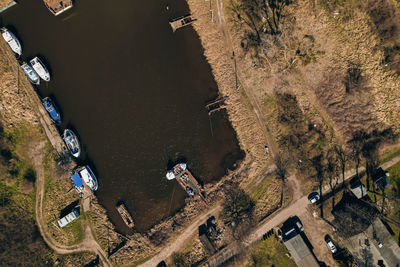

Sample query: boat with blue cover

[63,129,81,158]
[21,62,40,85]
[42,97,61,125]
[73,165,98,191]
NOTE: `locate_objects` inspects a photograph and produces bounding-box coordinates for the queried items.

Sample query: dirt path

[215,0,279,158]
[138,205,223,267]
[140,156,400,266]
[34,155,112,266]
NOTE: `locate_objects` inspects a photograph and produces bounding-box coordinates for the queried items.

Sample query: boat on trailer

[30,56,51,82]
[63,129,81,158]
[20,62,40,85]
[1,27,22,55]
[42,97,61,125]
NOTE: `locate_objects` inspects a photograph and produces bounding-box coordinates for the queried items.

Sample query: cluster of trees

[221,188,255,240]
[229,0,292,46]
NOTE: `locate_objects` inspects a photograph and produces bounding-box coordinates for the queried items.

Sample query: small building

[199,233,217,255]
[57,206,80,228]
[284,235,319,267]
[350,184,368,199]
[281,218,319,267]
[347,218,400,266]
[372,168,390,191]
[199,223,217,255]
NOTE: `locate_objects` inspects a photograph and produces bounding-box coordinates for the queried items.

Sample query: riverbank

[0,15,276,267]
[0,0,16,13]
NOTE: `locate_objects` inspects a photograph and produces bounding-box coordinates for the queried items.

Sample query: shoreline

[0,1,270,265]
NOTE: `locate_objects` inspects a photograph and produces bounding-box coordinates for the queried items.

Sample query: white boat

[30,57,51,82]
[166,163,187,180]
[76,165,98,191]
[1,27,22,55]
[63,129,81,158]
[20,62,40,85]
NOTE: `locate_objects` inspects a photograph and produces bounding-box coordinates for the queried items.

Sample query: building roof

[347,218,400,266]
[350,184,368,199]
[372,167,390,190]
[284,234,319,267]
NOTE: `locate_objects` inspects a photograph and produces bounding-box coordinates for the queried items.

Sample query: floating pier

[116,203,134,228]
[43,0,73,16]
[169,15,196,32]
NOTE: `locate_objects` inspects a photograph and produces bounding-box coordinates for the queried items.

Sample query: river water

[2,0,243,232]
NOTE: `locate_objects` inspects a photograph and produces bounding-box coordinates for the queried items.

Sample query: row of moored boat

[2,26,98,192]
[1,27,50,84]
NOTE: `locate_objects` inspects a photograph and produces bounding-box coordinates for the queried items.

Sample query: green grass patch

[380,147,400,164]
[246,235,296,267]
[251,178,275,201]
[128,254,155,267]
[63,218,84,245]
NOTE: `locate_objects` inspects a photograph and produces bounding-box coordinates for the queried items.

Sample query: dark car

[308,192,320,204]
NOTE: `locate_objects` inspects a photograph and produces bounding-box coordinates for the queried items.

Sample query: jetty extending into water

[169,15,196,32]
[176,169,207,203]
[116,203,134,228]
[0,0,16,13]
[43,0,73,16]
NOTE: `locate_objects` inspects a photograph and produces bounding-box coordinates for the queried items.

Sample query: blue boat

[42,97,61,125]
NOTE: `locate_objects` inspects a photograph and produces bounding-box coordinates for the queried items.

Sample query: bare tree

[334,144,347,186]
[326,149,340,209]
[274,152,288,206]
[312,153,325,217]
[228,0,292,43]
[348,132,363,179]
[222,188,255,240]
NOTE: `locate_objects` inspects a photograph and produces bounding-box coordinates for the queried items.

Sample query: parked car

[296,220,304,232]
[325,235,337,253]
[308,192,320,204]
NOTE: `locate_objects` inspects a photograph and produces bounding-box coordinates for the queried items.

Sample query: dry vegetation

[0,38,97,264]
[0,0,15,10]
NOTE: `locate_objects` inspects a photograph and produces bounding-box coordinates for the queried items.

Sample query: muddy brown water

[2,0,243,232]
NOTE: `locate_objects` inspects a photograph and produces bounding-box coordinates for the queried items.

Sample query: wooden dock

[176,169,206,203]
[43,0,73,16]
[206,96,228,115]
[169,15,196,32]
[116,203,134,228]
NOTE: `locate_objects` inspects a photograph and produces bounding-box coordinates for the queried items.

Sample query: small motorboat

[63,129,81,158]
[76,165,98,191]
[42,97,61,125]
[166,163,187,180]
[1,27,22,55]
[21,62,40,85]
[30,56,50,82]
